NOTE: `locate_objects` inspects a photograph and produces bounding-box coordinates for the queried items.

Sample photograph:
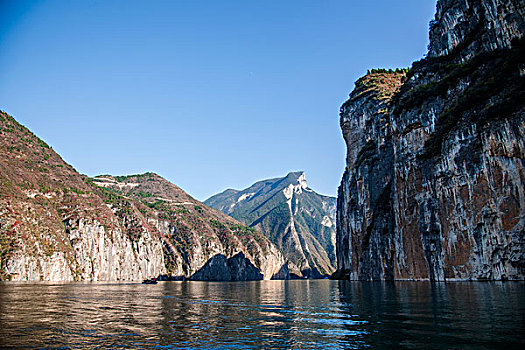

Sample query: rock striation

[205,172,337,278]
[0,112,288,281]
[92,173,288,281]
[336,0,525,281]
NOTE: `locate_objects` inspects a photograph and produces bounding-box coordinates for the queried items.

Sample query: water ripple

[0,281,524,349]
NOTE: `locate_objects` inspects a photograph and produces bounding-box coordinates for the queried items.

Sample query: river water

[0,280,523,349]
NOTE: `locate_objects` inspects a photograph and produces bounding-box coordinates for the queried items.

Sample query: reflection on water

[0,281,523,349]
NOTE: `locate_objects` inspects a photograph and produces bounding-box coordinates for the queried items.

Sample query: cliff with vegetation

[205,172,336,278]
[336,0,525,281]
[0,111,288,281]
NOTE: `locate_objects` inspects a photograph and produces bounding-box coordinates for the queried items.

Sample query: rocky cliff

[91,173,288,281]
[205,172,337,278]
[0,112,288,281]
[336,0,525,281]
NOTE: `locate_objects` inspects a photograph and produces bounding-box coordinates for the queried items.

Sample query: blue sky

[0,0,436,200]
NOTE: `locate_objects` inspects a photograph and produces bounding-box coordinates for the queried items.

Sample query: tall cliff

[205,172,337,278]
[0,111,287,281]
[336,0,525,281]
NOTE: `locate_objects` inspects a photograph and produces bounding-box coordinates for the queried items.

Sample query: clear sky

[0,0,436,201]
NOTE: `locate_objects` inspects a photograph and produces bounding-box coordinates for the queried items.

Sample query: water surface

[0,280,523,349]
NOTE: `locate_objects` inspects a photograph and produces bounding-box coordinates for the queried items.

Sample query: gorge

[1,0,524,283]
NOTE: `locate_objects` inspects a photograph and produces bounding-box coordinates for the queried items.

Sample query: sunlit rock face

[336,0,525,281]
[0,112,288,282]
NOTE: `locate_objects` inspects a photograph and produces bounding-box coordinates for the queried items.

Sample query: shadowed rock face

[191,253,263,281]
[205,172,337,278]
[0,112,289,281]
[336,0,525,281]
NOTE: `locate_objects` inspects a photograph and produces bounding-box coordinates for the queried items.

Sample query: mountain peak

[284,171,307,189]
[285,171,305,178]
[205,171,337,278]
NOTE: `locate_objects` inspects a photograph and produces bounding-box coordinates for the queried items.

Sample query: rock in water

[205,171,337,278]
[336,0,525,281]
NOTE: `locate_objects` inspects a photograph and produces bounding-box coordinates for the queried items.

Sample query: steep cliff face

[92,174,288,281]
[336,0,525,281]
[0,112,165,281]
[336,72,407,280]
[428,0,525,60]
[0,112,287,281]
[205,172,337,278]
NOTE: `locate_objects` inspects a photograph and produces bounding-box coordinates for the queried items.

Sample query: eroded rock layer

[336,0,525,281]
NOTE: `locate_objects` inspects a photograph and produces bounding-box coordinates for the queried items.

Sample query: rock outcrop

[92,173,288,281]
[336,0,525,281]
[0,112,288,281]
[205,172,337,278]
[191,253,263,281]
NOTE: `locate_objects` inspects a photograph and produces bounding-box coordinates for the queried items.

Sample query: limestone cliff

[92,173,288,281]
[0,112,287,281]
[336,0,525,281]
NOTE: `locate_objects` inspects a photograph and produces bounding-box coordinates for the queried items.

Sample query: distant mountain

[205,172,336,277]
[0,110,287,281]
